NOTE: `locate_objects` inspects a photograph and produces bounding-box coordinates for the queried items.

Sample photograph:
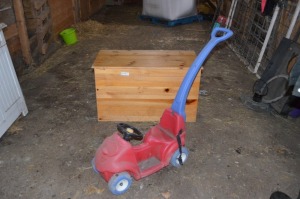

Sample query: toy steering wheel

[117,123,143,141]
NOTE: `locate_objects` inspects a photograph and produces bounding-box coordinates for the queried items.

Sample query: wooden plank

[97,50,196,56]
[22,0,47,12]
[49,0,71,10]
[95,67,192,77]
[89,0,105,15]
[51,8,73,24]
[41,41,49,54]
[48,0,75,36]
[23,0,48,19]
[95,84,199,99]
[0,0,12,9]
[0,7,16,26]
[33,0,47,10]
[6,35,21,54]
[26,7,50,33]
[3,23,18,40]
[79,0,90,21]
[72,0,80,23]
[52,14,74,36]
[50,0,73,12]
[95,75,200,87]
[36,18,52,38]
[39,29,51,54]
[93,50,196,69]
[29,34,37,52]
[94,59,194,69]
[97,98,198,122]
[13,0,33,65]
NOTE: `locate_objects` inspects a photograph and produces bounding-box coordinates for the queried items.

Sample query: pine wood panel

[48,0,74,36]
[95,67,191,78]
[93,50,196,68]
[96,85,199,99]
[13,0,33,65]
[97,99,198,122]
[94,50,201,122]
[90,0,105,16]
[79,0,90,21]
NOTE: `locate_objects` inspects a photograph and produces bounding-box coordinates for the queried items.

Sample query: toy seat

[159,108,185,136]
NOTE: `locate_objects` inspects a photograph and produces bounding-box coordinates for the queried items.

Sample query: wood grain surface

[94,50,201,122]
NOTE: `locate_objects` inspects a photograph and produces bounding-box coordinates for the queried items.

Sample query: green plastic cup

[60,28,78,45]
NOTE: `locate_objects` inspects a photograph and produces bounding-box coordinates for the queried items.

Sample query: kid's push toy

[92,27,233,195]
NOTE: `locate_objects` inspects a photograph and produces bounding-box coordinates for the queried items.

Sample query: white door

[0,25,28,137]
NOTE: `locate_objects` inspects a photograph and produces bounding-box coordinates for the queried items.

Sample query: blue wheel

[170,147,189,168]
[108,172,132,195]
[91,157,99,174]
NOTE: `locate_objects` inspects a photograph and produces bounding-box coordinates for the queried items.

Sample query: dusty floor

[1,5,300,199]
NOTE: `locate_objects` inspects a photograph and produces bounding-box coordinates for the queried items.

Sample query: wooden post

[13,0,33,65]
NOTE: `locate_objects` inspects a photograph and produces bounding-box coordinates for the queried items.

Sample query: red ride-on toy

[92,28,233,195]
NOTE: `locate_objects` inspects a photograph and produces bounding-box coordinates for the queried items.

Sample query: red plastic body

[94,108,186,182]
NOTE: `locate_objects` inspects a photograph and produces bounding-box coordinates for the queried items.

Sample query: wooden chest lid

[92,50,196,69]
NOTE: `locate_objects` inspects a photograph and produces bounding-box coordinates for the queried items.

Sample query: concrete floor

[0,5,299,199]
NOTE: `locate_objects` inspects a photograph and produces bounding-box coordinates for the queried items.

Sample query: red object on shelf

[213,15,227,29]
[216,15,227,26]
[261,0,267,13]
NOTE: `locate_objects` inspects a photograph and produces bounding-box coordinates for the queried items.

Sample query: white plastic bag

[142,0,197,21]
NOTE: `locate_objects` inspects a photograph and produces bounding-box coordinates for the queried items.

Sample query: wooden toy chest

[93,50,201,122]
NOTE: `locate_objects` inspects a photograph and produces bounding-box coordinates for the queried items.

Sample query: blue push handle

[211,27,233,43]
[171,28,233,121]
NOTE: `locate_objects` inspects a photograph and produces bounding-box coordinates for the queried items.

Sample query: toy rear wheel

[170,147,189,168]
[108,172,132,195]
[91,157,99,174]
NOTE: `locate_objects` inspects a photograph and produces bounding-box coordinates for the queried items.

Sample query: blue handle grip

[211,27,234,43]
[171,28,233,121]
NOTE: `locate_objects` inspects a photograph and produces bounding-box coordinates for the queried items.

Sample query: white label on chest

[120,72,130,76]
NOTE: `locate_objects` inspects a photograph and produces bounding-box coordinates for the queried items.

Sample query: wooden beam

[3,23,18,40]
[72,0,80,23]
[13,0,33,65]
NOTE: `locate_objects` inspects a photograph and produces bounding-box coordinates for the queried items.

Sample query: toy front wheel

[170,147,189,168]
[108,172,132,195]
